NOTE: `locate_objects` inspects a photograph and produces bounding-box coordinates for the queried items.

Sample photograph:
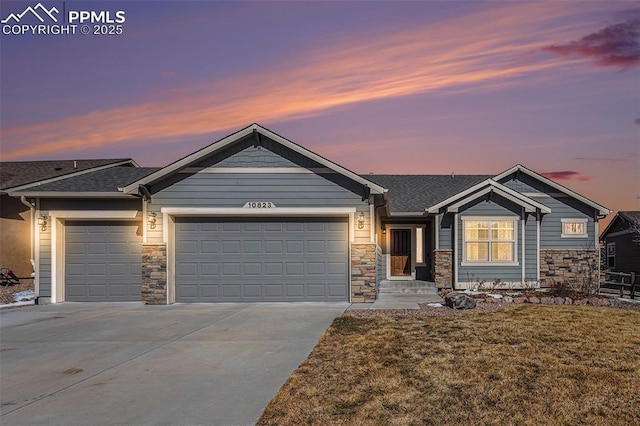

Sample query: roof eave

[123,124,387,195]
[1,159,137,193]
[6,191,138,198]
[494,164,610,216]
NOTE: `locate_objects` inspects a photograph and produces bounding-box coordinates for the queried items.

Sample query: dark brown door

[390,229,411,276]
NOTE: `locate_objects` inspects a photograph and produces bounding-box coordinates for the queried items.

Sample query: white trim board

[160,207,357,217]
[123,124,386,195]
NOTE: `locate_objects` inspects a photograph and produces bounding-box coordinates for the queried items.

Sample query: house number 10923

[243,202,276,208]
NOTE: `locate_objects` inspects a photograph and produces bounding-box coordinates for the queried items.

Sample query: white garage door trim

[49,210,139,303]
[161,207,357,304]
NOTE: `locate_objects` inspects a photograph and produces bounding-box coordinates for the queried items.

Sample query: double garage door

[65,218,349,302]
[175,217,349,302]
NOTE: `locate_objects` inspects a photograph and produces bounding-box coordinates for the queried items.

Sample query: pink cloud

[0,2,615,160]
[542,171,592,182]
[543,11,640,69]
[161,71,176,77]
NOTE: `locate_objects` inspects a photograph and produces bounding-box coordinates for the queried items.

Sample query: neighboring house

[5,124,610,304]
[0,159,138,280]
[600,211,640,275]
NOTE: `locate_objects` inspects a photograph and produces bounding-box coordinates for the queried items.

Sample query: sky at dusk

[1,1,638,221]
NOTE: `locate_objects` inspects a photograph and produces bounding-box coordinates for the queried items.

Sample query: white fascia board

[2,160,137,192]
[123,126,255,193]
[123,124,386,195]
[257,126,386,195]
[426,179,495,214]
[48,210,139,219]
[8,191,136,198]
[160,207,357,217]
[493,164,610,216]
[387,212,428,217]
[447,186,541,213]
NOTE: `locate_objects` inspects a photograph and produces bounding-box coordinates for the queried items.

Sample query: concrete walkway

[347,292,444,311]
[0,302,348,426]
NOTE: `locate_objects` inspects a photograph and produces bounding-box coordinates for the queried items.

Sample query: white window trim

[560,218,588,238]
[461,216,519,267]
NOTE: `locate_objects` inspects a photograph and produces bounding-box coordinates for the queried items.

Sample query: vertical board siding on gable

[501,175,596,250]
[148,172,371,243]
[457,197,523,284]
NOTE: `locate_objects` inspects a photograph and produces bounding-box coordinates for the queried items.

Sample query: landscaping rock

[540,297,554,305]
[554,297,565,305]
[574,299,587,305]
[514,297,527,304]
[600,298,611,306]
[503,296,513,304]
[527,296,541,304]
[444,293,477,310]
[588,297,601,307]
[564,297,573,305]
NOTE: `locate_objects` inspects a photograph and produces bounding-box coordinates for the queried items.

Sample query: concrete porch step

[379,280,438,295]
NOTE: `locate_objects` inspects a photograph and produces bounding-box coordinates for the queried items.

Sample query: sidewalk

[347,293,444,311]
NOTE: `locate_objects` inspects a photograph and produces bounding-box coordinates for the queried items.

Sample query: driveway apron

[0,302,347,425]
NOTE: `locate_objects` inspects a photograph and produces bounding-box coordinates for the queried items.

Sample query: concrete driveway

[0,302,348,425]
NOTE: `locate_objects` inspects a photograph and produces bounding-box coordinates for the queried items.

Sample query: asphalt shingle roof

[619,211,640,226]
[0,159,132,190]
[363,174,492,213]
[13,167,160,193]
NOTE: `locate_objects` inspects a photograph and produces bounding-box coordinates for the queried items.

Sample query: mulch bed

[0,280,34,304]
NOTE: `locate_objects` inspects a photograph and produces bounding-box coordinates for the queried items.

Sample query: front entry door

[390,229,411,276]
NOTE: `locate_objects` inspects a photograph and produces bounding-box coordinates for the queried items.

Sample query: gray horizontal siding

[525,214,537,281]
[40,198,140,211]
[457,197,523,285]
[148,172,371,243]
[500,174,598,250]
[438,213,453,250]
[38,227,52,298]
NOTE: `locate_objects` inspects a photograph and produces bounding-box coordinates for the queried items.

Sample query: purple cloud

[543,12,640,69]
[542,171,591,182]
[635,118,640,125]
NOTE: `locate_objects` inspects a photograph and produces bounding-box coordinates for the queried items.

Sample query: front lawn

[259,305,640,425]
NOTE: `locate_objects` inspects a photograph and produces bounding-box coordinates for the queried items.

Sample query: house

[4,124,610,304]
[0,159,138,280]
[600,211,640,275]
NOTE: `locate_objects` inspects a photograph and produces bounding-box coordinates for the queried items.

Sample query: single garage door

[65,221,142,302]
[175,217,349,302]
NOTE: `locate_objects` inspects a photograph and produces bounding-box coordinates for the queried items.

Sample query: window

[607,243,615,269]
[415,227,424,264]
[463,219,517,265]
[561,218,588,238]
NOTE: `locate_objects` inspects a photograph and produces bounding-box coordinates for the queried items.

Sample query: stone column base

[434,249,453,289]
[142,244,167,305]
[351,243,377,303]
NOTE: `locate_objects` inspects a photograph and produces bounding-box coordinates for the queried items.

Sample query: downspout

[20,196,37,300]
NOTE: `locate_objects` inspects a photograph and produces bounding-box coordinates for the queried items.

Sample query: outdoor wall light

[382,225,386,234]
[37,215,48,232]
[148,212,157,229]
[357,212,365,229]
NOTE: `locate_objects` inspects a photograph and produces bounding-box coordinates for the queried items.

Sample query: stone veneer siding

[434,249,453,289]
[351,243,377,303]
[540,249,599,287]
[142,244,167,305]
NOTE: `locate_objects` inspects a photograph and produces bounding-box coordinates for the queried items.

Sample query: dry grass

[259,306,640,425]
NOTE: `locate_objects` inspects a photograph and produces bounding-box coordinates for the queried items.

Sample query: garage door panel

[65,221,142,302]
[175,218,348,302]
